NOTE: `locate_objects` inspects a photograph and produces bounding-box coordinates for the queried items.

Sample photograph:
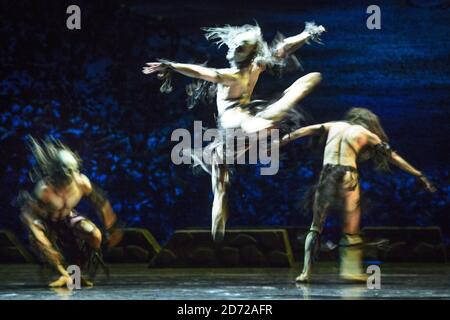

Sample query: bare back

[323,122,370,168]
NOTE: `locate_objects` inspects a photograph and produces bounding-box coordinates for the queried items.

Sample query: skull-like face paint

[51,150,79,188]
[230,31,259,64]
[234,42,257,63]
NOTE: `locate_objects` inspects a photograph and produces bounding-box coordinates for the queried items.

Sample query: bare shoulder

[34,180,51,203]
[251,62,266,72]
[350,125,381,145]
[215,67,241,84]
[328,121,349,130]
[76,173,93,195]
[352,124,372,136]
[217,67,240,76]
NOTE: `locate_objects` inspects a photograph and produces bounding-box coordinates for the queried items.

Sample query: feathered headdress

[28,136,82,186]
[203,23,280,68]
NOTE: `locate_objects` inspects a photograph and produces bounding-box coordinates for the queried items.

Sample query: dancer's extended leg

[242,72,322,133]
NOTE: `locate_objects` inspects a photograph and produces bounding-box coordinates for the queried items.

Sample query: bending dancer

[18,137,123,287]
[282,108,435,282]
[143,22,325,240]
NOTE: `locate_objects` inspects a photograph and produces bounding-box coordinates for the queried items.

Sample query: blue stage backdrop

[0,0,449,243]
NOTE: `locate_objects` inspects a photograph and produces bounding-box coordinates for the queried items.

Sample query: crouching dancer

[18,137,123,288]
[282,108,435,282]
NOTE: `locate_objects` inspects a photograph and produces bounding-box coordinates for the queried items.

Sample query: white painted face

[57,150,79,172]
[232,31,259,63]
[50,150,79,188]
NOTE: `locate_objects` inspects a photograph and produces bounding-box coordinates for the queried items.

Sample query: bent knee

[89,227,102,249]
[76,220,102,249]
[305,72,322,85]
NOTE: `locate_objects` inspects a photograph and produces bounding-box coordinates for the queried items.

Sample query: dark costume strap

[85,248,110,279]
[372,142,393,171]
[374,142,392,157]
[306,230,321,262]
[322,164,358,174]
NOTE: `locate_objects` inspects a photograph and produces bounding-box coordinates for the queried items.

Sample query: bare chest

[225,68,262,101]
[45,185,84,221]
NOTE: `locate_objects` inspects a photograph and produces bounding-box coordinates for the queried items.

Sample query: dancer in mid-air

[143,22,325,240]
[281,108,436,282]
[18,137,123,287]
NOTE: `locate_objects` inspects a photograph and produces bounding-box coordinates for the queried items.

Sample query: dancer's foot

[49,275,72,288]
[339,272,368,282]
[295,271,311,283]
[81,276,94,287]
[339,234,367,283]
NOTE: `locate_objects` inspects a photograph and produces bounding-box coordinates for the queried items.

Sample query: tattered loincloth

[28,211,90,267]
[312,164,360,212]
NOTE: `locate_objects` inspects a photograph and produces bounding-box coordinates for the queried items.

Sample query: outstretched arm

[281,123,330,144]
[389,152,436,192]
[142,60,238,85]
[274,23,326,59]
[364,130,436,192]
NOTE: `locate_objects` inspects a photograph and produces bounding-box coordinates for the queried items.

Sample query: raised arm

[274,22,326,59]
[142,60,238,85]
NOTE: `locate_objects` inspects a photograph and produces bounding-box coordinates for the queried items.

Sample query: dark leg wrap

[83,245,110,279]
[298,230,321,281]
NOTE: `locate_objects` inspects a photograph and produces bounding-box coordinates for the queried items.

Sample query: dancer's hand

[303,22,326,41]
[142,62,167,75]
[317,25,326,33]
[418,175,436,193]
[281,133,291,143]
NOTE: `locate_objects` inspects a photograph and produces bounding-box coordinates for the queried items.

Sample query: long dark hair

[344,107,391,171]
[344,107,389,142]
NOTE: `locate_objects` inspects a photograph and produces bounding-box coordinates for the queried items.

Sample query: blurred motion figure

[18,137,123,287]
[143,22,326,240]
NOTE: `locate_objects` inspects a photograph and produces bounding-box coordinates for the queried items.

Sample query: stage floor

[0,263,449,300]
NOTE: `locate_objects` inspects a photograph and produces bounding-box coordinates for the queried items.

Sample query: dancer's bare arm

[20,197,68,277]
[80,174,123,247]
[364,130,436,192]
[282,123,330,143]
[275,24,326,58]
[79,175,117,230]
[389,152,436,192]
[143,61,238,85]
